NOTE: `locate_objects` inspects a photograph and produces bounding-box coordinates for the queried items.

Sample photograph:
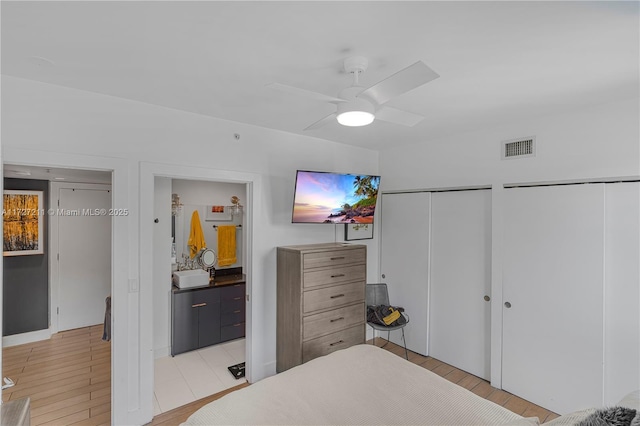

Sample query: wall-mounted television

[292,170,381,224]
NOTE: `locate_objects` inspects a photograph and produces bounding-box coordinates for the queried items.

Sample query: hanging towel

[217,225,237,267]
[188,210,207,258]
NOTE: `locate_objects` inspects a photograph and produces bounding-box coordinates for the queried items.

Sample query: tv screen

[292,170,381,224]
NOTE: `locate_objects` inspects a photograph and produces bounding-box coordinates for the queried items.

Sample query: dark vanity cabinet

[220,284,246,342]
[171,280,246,356]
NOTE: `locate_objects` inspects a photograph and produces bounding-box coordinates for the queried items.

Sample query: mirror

[197,248,217,269]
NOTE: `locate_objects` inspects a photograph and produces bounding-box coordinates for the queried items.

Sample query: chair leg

[401,328,408,360]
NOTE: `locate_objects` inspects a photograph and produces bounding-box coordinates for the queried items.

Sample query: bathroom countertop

[172,273,245,293]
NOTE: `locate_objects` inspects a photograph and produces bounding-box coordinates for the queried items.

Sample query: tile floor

[153,338,246,414]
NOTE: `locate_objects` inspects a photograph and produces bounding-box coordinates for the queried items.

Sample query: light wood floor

[2,324,110,426]
[2,329,559,426]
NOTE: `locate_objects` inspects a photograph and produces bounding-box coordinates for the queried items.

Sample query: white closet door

[604,182,640,404]
[503,184,604,415]
[380,192,431,355]
[429,190,491,380]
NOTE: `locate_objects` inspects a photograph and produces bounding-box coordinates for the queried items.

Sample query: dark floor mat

[227,362,245,379]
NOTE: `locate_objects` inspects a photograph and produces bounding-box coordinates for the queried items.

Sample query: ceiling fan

[267,56,439,130]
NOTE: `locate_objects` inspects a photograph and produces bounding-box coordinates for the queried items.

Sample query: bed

[182,344,539,425]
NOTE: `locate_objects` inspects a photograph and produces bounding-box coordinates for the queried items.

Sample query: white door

[502,184,604,414]
[603,182,640,404]
[58,188,112,331]
[429,190,491,379]
[379,192,431,355]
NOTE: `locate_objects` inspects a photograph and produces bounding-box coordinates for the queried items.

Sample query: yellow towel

[188,210,206,258]
[217,225,237,267]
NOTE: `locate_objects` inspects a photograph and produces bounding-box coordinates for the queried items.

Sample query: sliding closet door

[502,184,604,415]
[379,192,430,355]
[604,182,640,404]
[429,190,491,380]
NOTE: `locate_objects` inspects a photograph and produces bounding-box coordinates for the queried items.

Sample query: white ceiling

[2,1,638,151]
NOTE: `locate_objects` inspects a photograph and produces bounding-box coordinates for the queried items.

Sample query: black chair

[365,283,410,359]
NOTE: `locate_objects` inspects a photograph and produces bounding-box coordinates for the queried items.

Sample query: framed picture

[205,205,232,221]
[344,223,373,240]
[3,190,44,256]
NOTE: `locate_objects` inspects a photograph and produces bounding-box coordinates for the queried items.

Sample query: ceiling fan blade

[358,61,439,106]
[266,83,345,103]
[375,105,425,127]
[304,113,336,131]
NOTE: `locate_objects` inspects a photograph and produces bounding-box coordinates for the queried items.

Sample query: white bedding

[183,344,535,425]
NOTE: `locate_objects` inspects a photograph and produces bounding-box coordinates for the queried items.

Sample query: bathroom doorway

[152,178,248,415]
[139,162,258,420]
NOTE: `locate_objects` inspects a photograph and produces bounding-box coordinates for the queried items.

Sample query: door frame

[49,182,112,334]
[139,161,261,420]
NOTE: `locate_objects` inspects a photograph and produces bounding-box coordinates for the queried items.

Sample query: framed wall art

[205,205,232,221]
[3,190,44,256]
[344,223,373,241]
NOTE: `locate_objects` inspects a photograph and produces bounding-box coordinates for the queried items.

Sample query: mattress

[182,344,533,425]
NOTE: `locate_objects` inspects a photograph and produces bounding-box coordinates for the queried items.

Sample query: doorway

[2,164,114,424]
[139,162,259,421]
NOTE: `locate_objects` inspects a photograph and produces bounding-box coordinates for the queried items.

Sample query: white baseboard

[154,347,170,359]
[3,328,52,347]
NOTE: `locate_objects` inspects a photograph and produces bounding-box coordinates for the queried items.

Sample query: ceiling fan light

[337,111,375,127]
[336,97,375,127]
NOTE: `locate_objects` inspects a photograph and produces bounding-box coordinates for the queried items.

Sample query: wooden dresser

[276,242,366,372]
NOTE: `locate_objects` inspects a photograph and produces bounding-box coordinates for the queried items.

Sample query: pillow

[576,406,637,426]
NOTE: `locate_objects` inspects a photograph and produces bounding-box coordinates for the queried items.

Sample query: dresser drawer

[303,264,366,289]
[303,281,365,314]
[302,325,364,363]
[302,248,365,270]
[303,303,365,341]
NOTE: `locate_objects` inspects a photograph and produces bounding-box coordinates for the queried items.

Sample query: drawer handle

[330,317,344,323]
[233,323,242,327]
[330,274,345,278]
[329,340,344,347]
[233,310,242,314]
[330,294,345,299]
[191,303,207,308]
[233,297,243,300]
[330,256,345,260]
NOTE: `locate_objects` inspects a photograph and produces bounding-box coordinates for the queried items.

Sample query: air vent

[502,137,536,160]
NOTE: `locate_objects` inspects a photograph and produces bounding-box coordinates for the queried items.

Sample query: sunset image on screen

[292,171,380,224]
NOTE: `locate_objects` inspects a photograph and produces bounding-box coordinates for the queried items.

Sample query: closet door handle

[484,295,491,302]
[330,294,345,299]
[191,303,207,308]
[504,302,512,308]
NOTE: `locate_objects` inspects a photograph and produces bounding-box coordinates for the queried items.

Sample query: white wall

[1,75,379,424]
[379,97,639,190]
[379,97,640,397]
[172,179,245,267]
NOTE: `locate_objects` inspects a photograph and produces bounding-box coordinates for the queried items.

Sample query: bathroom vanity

[171,267,245,356]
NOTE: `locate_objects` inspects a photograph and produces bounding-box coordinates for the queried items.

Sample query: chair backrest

[366,283,390,307]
